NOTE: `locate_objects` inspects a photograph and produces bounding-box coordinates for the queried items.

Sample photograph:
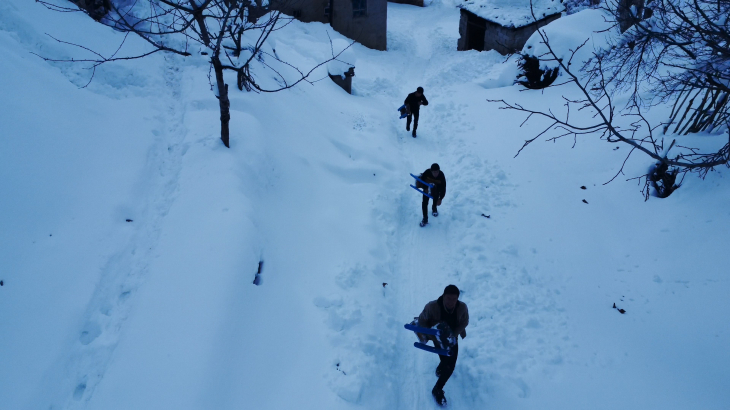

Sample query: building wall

[270,0,329,24]
[271,0,387,51]
[458,9,561,55]
[387,0,424,7]
[331,0,387,50]
[457,9,469,51]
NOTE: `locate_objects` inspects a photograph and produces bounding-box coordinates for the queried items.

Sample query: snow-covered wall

[457,7,561,54]
[459,0,564,28]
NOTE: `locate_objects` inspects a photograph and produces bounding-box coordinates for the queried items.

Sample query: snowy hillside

[1,1,729,410]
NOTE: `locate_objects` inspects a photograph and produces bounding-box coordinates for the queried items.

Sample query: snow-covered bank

[0,1,169,408]
[1,1,729,409]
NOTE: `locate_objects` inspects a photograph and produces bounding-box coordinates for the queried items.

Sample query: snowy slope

[0,1,171,408]
[1,1,729,410]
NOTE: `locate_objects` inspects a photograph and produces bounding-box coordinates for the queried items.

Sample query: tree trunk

[213,57,231,148]
[189,1,212,45]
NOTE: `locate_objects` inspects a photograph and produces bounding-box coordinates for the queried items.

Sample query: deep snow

[1,1,729,410]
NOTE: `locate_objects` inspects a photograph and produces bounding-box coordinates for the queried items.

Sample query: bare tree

[37,0,352,148]
[491,0,730,199]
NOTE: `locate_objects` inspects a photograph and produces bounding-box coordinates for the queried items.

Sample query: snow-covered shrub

[68,0,111,21]
[588,0,730,162]
[564,0,601,15]
[649,162,680,199]
[495,2,729,198]
[515,53,559,89]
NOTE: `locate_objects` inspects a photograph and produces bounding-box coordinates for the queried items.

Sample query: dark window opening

[324,5,330,17]
[353,0,366,17]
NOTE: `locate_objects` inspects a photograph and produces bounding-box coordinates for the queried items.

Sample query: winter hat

[417,86,424,93]
[443,284,460,296]
[431,163,440,172]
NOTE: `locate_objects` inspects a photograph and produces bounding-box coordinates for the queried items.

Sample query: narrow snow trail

[360,3,571,409]
[31,55,191,410]
[375,4,495,409]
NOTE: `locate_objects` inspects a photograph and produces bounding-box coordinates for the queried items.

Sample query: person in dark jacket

[417,285,469,407]
[417,163,446,227]
[404,86,429,137]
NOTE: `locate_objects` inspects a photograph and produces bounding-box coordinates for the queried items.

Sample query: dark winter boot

[412,130,417,138]
[432,387,447,406]
[432,211,438,217]
[420,219,428,227]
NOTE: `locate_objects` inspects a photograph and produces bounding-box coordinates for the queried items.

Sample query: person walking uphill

[417,285,469,407]
[417,163,446,227]
[405,86,429,137]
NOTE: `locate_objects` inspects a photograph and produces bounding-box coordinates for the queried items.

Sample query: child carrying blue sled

[404,285,469,407]
[410,163,446,227]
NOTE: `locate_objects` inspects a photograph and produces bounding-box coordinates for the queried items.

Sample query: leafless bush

[37,0,352,148]
[491,0,729,199]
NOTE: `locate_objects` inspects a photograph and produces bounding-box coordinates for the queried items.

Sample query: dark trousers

[422,194,438,222]
[435,343,458,391]
[406,110,420,131]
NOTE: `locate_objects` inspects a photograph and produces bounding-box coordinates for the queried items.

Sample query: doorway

[466,12,486,51]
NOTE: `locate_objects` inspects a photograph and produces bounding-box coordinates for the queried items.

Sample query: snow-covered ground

[1,1,729,410]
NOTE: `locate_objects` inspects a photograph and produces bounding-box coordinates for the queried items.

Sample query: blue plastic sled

[404,323,440,336]
[405,323,452,356]
[414,342,451,356]
[398,105,408,119]
[410,173,434,188]
[410,185,433,198]
[405,322,455,356]
[409,173,434,198]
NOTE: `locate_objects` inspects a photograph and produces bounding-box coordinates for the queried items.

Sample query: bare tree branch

[39,0,353,148]
[494,0,730,198]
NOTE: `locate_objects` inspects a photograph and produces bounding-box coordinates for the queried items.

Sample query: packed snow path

[319,5,570,409]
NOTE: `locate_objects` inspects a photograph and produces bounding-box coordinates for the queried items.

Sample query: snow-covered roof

[459,0,565,28]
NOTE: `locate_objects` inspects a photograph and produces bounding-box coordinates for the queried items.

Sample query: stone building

[388,0,424,7]
[271,0,387,51]
[457,0,563,55]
